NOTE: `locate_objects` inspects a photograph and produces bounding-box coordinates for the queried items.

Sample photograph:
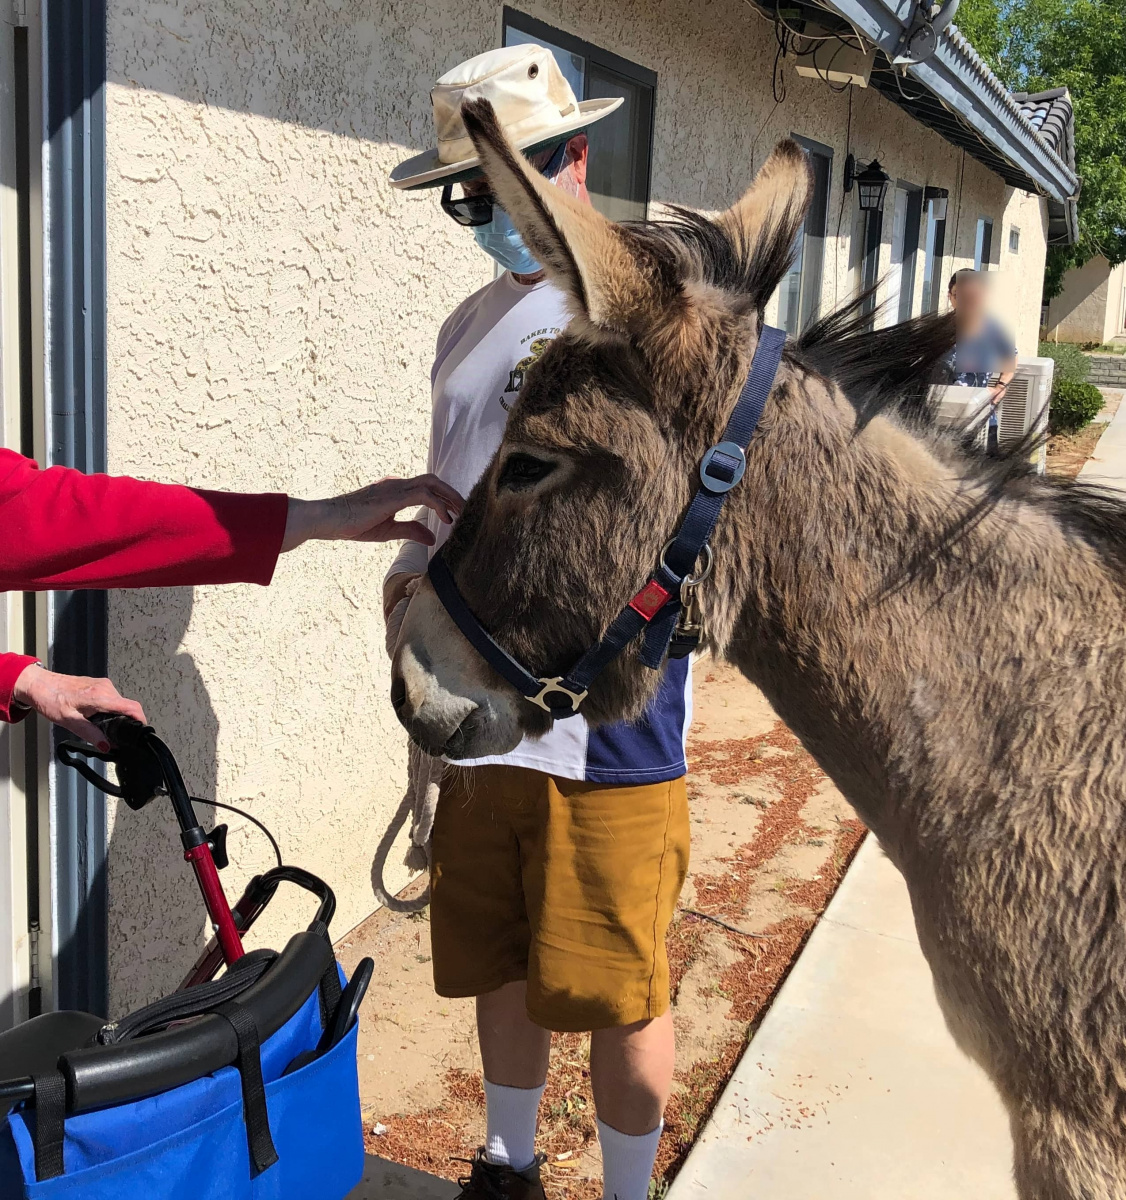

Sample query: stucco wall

[1106,261,1126,343]
[1046,254,1113,345]
[104,1,499,1012]
[104,0,1049,1012]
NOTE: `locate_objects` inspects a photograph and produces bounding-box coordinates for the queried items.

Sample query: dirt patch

[1047,390,1122,480]
[343,662,863,1196]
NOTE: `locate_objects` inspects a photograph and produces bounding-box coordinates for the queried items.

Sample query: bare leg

[476,980,551,1087]
[590,1009,675,1134]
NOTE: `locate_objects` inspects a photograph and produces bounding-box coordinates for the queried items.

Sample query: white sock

[598,1117,664,1200]
[483,1079,545,1171]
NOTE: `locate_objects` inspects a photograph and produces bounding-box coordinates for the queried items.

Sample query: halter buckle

[699,441,747,494]
[530,677,589,715]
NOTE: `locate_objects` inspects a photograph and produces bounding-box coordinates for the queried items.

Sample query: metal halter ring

[530,677,589,715]
[659,541,714,590]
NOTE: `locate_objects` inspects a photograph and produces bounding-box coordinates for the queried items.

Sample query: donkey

[391,98,1126,1198]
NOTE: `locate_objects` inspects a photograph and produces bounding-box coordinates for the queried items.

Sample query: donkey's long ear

[720,139,814,309]
[461,98,649,335]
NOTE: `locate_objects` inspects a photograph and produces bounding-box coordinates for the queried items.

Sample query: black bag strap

[98,949,277,1045]
[31,1071,66,1181]
[309,919,341,1027]
[215,999,279,1177]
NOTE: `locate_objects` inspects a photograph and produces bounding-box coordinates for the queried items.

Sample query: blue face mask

[470,140,569,276]
[473,206,542,275]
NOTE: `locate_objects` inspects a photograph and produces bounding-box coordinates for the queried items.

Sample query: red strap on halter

[628,579,671,621]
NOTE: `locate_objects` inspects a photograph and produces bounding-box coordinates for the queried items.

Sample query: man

[385,45,692,1200]
[947,268,1018,453]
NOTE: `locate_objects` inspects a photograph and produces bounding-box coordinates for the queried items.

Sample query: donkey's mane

[632,205,1126,581]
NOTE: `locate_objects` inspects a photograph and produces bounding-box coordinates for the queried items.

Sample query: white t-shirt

[388,271,691,784]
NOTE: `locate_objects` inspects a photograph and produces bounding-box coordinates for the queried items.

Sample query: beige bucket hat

[390,44,622,190]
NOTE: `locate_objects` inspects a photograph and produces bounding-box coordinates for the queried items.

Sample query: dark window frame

[502,8,656,218]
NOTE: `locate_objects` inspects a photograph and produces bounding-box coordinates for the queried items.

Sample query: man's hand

[282,475,463,553]
[383,571,420,621]
[13,664,146,750]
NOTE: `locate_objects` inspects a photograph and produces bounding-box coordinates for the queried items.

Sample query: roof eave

[812,0,1080,206]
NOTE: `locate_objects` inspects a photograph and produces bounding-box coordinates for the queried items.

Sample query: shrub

[1050,379,1105,433]
[1038,341,1091,385]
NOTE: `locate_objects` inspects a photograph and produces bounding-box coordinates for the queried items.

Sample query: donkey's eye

[497,453,557,492]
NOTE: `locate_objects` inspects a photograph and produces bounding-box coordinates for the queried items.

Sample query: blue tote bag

[0,978,364,1199]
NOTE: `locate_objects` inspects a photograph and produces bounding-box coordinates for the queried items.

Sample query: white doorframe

[0,0,46,1031]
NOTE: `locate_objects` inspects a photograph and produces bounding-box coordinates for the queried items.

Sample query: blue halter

[427,325,787,717]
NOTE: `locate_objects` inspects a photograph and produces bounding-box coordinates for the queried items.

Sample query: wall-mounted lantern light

[923,185,950,222]
[844,154,892,213]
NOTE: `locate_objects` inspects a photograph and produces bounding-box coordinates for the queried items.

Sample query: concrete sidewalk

[1080,386,1126,485]
[667,837,1017,1199]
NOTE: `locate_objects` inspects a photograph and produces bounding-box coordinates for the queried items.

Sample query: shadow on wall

[103,586,219,1014]
[107,1,491,155]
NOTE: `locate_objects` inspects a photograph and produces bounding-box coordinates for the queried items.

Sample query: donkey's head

[391,100,813,758]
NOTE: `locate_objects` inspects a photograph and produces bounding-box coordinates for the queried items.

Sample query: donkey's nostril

[390,674,407,714]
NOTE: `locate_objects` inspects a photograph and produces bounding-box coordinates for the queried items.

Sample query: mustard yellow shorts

[430,764,689,1032]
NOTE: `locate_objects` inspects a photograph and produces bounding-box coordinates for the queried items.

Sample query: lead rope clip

[666,544,713,660]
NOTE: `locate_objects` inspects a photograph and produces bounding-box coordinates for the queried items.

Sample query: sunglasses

[440,140,570,228]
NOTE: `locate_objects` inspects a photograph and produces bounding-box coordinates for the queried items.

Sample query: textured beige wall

[1110,262,1126,342]
[103,0,497,1012]
[103,0,1049,1011]
[1047,255,1112,344]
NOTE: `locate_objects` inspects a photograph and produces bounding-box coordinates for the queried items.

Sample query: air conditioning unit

[999,356,1054,473]
[929,384,992,450]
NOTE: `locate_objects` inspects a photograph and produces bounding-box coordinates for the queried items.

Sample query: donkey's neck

[716,377,1110,866]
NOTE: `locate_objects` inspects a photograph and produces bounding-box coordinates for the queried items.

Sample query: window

[1009,226,1021,254]
[974,217,994,271]
[778,137,832,335]
[857,208,883,326]
[887,184,924,324]
[503,10,655,222]
[921,196,947,313]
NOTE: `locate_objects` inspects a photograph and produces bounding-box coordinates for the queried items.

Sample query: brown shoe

[454,1149,547,1199]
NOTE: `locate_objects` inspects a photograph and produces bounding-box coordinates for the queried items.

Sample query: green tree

[956,0,1126,297]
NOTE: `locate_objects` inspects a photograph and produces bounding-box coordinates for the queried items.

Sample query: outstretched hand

[281,474,463,552]
[12,664,146,751]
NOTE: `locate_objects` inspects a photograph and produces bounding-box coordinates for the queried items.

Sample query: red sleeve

[0,653,37,723]
[0,449,288,591]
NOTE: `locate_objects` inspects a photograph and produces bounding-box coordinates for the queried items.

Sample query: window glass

[887,185,923,324]
[859,209,883,326]
[778,141,830,334]
[504,11,655,222]
[922,198,947,313]
[974,217,994,271]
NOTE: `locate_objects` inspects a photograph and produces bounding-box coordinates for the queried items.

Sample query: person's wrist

[281,497,319,553]
[11,661,44,710]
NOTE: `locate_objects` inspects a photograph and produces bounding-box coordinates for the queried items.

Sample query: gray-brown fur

[391,103,1126,1195]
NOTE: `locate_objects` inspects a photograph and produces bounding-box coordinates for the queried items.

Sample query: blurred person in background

[946,268,1017,454]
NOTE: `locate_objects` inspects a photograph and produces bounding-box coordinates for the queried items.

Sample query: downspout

[41,0,108,1016]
